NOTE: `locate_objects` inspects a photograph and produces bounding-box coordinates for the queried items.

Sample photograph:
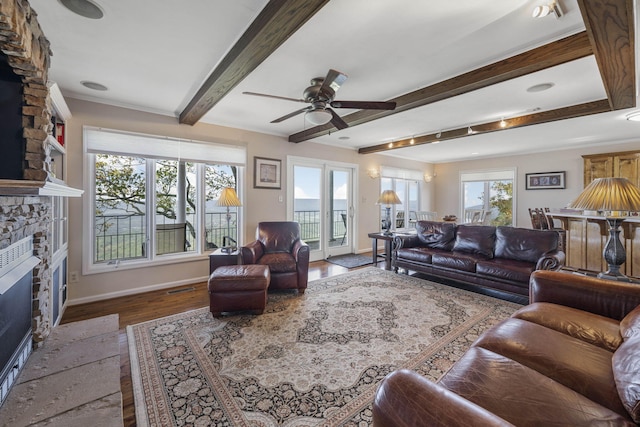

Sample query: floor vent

[167,287,195,295]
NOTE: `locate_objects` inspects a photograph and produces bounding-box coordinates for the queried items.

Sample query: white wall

[434,140,640,227]
[64,99,432,303]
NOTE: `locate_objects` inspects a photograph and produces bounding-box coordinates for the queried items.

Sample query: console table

[546,211,640,279]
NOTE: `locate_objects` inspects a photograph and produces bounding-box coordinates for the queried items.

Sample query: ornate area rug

[127,267,521,427]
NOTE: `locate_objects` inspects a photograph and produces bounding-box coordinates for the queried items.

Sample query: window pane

[293,166,322,250]
[488,180,513,226]
[205,165,239,250]
[94,154,147,263]
[155,160,197,255]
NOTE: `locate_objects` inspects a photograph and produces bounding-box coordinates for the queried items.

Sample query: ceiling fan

[243,69,397,129]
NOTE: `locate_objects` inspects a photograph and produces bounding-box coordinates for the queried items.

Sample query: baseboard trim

[67,275,209,306]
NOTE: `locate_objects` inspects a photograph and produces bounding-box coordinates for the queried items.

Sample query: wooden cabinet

[583,150,640,187]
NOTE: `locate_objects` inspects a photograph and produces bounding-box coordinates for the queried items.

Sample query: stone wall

[0,197,51,343]
[0,0,55,345]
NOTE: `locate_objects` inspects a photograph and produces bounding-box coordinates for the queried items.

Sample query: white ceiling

[29,0,640,163]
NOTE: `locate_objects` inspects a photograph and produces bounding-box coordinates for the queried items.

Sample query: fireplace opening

[0,50,25,180]
[0,237,39,405]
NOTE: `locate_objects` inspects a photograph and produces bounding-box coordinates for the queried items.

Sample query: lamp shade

[568,178,640,215]
[305,109,332,125]
[217,187,242,207]
[377,190,402,205]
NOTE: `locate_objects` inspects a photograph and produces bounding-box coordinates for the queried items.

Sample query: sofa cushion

[620,305,640,340]
[473,318,626,415]
[494,226,558,263]
[453,225,496,258]
[396,247,449,264]
[475,258,534,284]
[612,333,640,423]
[415,220,456,250]
[431,252,479,272]
[439,346,634,426]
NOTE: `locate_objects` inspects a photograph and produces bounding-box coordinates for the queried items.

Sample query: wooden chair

[528,208,548,230]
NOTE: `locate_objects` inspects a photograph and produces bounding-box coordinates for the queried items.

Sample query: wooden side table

[368,232,394,270]
[209,248,240,275]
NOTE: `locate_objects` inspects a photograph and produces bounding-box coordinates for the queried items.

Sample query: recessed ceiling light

[59,0,104,19]
[626,111,640,121]
[338,136,350,140]
[527,83,554,93]
[81,80,108,91]
[471,152,480,155]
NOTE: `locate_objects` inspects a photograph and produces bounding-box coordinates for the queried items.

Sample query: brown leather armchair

[240,221,310,293]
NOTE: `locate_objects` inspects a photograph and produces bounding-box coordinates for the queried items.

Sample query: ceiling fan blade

[243,91,306,103]
[319,69,348,96]
[331,100,397,110]
[328,108,349,130]
[271,106,312,123]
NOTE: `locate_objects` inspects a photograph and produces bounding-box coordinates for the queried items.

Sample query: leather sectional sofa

[372,270,640,426]
[393,221,565,297]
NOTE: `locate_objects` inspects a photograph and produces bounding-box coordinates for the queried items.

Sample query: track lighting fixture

[532,1,563,19]
[467,126,473,135]
[500,118,507,128]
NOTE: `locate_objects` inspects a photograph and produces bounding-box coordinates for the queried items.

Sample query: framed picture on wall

[254,156,281,189]
[525,171,566,190]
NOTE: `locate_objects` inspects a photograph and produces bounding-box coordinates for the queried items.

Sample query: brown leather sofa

[372,270,640,426]
[394,221,565,296]
[240,221,310,293]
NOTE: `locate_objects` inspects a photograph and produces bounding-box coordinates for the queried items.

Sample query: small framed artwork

[525,171,566,190]
[254,156,281,189]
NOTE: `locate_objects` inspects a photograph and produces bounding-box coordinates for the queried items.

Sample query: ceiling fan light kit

[244,69,396,132]
[305,109,332,125]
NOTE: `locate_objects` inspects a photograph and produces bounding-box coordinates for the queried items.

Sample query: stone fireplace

[0,0,62,401]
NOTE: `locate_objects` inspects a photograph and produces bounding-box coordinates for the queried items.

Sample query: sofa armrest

[373,370,514,427]
[292,239,309,261]
[240,240,263,264]
[393,234,421,250]
[530,270,640,320]
[535,250,565,271]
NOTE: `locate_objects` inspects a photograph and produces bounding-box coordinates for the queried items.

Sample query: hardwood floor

[61,258,384,427]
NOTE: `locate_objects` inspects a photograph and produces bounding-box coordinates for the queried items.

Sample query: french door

[287,157,356,262]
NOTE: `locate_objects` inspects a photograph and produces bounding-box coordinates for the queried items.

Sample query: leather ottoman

[207,265,270,317]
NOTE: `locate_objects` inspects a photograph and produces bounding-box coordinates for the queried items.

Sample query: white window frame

[82,126,246,275]
[459,168,516,226]
[380,167,421,232]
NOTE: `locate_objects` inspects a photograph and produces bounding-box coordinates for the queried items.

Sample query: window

[460,169,515,226]
[380,167,421,231]
[85,127,245,272]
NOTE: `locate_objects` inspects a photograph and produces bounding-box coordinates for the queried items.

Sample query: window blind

[84,127,246,166]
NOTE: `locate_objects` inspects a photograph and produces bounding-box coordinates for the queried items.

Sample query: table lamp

[567,177,640,281]
[217,187,242,253]
[377,190,402,235]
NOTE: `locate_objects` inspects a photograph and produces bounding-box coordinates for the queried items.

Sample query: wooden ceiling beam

[179,0,329,125]
[289,32,593,143]
[357,100,611,155]
[577,0,635,110]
